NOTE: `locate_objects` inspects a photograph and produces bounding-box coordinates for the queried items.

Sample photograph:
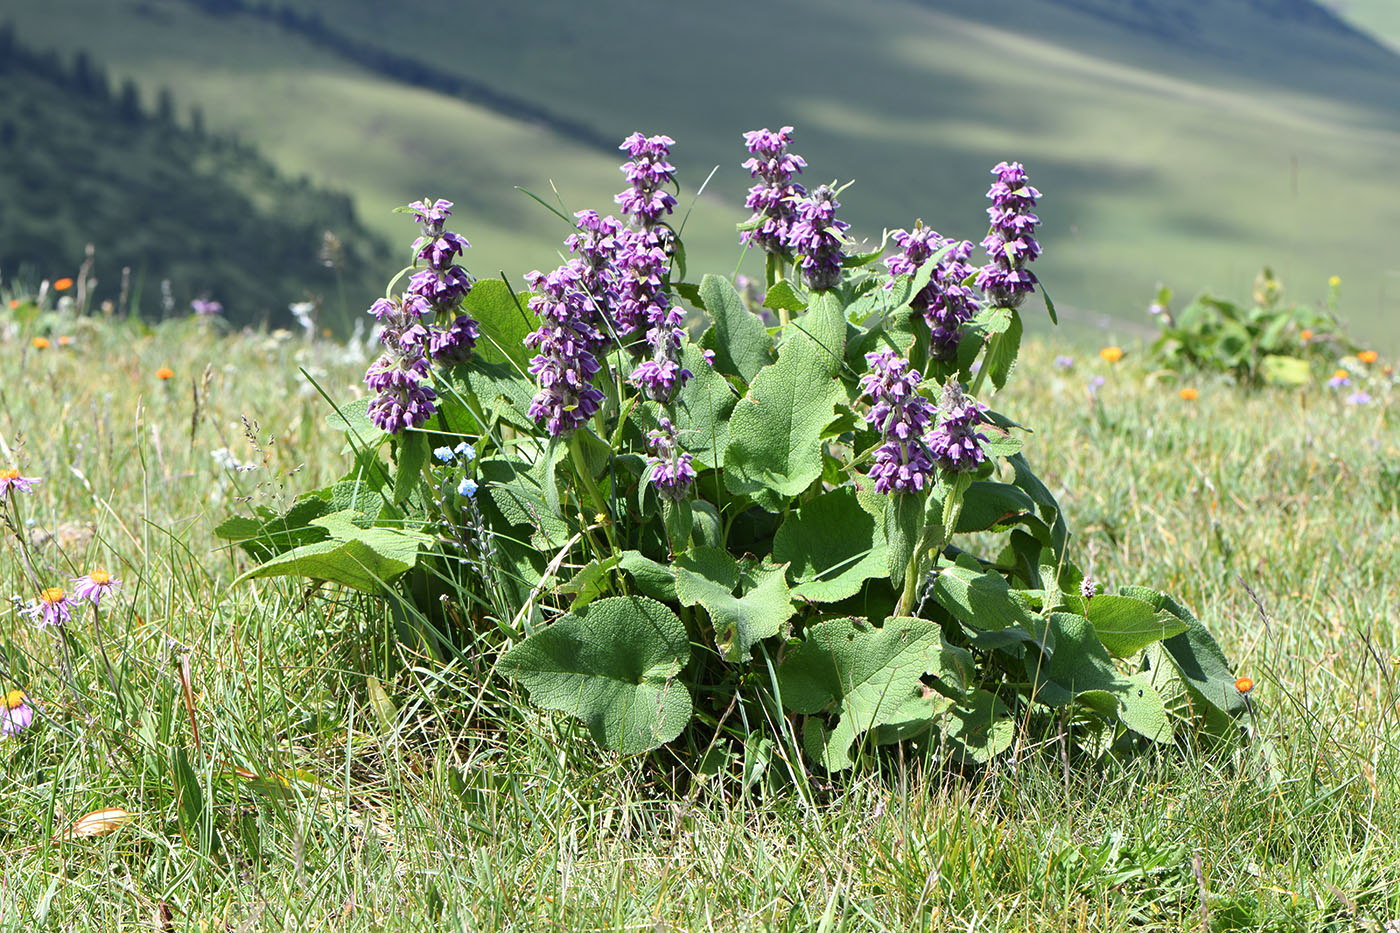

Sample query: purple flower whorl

[741,126,808,255]
[975,162,1041,309]
[524,262,607,438]
[365,294,438,434]
[646,417,696,503]
[860,350,938,494]
[406,197,479,365]
[615,133,678,234]
[927,380,989,473]
[787,185,849,292]
[887,226,981,361]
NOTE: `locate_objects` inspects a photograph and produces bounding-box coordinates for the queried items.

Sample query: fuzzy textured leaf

[499,596,692,754]
[674,547,793,661]
[772,487,888,602]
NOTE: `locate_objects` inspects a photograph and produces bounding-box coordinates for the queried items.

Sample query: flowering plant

[1146,269,1354,385]
[220,129,1250,773]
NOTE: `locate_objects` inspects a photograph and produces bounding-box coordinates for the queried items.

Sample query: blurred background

[2,0,1397,343]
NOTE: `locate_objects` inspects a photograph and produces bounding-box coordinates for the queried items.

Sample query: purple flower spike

[615,133,678,232]
[787,185,848,292]
[927,381,989,474]
[404,197,479,366]
[524,262,607,437]
[646,417,696,503]
[741,126,808,255]
[887,225,980,360]
[976,161,1042,309]
[860,350,938,494]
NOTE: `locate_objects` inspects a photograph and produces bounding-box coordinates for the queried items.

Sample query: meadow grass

[0,313,1396,931]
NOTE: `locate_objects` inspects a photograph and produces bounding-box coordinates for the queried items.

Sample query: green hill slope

[0,25,390,326]
[9,0,1400,342]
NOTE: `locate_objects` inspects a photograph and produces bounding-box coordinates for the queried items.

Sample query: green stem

[569,433,619,555]
[969,331,999,397]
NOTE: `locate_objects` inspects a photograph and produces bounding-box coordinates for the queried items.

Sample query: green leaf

[1034,612,1170,743]
[461,279,539,371]
[779,616,957,770]
[1087,595,1189,657]
[943,690,1015,764]
[1157,593,1248,717]
[763,280,807,313]
[674,547,793,661]
[325,402,389,452]
[955,481,1036,534]
[392,431,429,504]
[772,487,888,602]
[1007,453,1068,557]
[457,359,538,431]
[230,510,430,592]
[786,290,847,377]
[559,556,620,611]
[930,565,1036,631]
[985,309,1023,391]
[618,550,678,602]
[499,596,692,754]
[1260,354,1311,387]
[1040,284,1059,325]
[699,273,773,382]
[723,325,843,511]
[673,342,738,464]
[365,675,399,733]
[214,496,332,561]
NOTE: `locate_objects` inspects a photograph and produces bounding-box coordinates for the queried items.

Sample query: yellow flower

[1178,387,1199,401]
[31,337,50,350]
[1328,275,1341,288]
[1099,346,1123,363]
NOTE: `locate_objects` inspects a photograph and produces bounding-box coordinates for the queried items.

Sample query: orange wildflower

[57,336,73,346]
[31,337,50,350]
[156,367,175,381]
[1235,676,1254,694]
[1332,368,1350,382]
[1299,329,1314,341]
[7,299,17,310]
[1178,387,1199,401]
[1099,346,1124,363]
[1358,350,1379,365]
[53,278,73,291]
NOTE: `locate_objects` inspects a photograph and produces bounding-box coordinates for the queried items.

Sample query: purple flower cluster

[366,295,438,433]
[646,417,696,502]
[927,380,989,473]
[740,126,807,255]
[524,262,607,437]
[886,225,981,360]
[364,200,483,433]
[976,162,1042,308]
[191,298,223,316]
[788,185,849,292]
[406,198,479,366]
[615,133,677,233]
[859,350,938,494]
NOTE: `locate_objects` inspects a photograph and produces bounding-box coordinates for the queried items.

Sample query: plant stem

[569,433,619,555]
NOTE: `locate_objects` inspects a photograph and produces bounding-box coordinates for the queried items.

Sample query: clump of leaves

[1146,268,1355,386]
[220,128,1255,780]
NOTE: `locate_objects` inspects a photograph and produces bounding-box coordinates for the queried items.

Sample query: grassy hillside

[0,25,389,326]
[10,0,1400,343]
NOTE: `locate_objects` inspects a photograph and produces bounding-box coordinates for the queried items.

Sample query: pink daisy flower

[0,468,39,498]
[1,690,33,738]
[73,569,121,607]
[26,587,73,627]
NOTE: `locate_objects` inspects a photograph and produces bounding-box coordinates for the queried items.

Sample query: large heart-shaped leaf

[930,564,1037,632]
[723,312,844,511]
[499,596,692,754]
[674,547,793,661]
[772,487,888,602]
[779,616,961,770]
